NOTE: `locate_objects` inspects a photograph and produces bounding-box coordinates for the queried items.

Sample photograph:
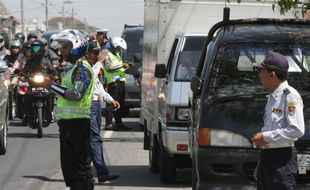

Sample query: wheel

[159,140,176,184]
[37,107,43,138]
[0,114,8,155]
[149,136,159,173]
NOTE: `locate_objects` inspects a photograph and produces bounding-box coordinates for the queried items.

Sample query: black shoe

[115,123,132,130]
[98,174,119,182]
[105,124,113,130]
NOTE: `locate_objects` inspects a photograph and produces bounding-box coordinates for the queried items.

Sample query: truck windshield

[209,42,310,98]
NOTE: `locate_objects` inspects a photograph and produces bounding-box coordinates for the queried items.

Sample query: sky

[1,0,144,36]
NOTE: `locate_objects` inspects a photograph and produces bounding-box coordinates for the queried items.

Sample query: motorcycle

[22,71,54,138]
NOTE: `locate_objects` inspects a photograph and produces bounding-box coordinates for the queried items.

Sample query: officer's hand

[98,49,107,63]
[111,100,120,110]
[251,132,267,148]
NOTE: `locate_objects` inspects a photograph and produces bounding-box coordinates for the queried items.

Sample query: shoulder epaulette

[283,88,291,95]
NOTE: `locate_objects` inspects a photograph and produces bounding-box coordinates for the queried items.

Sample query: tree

[228,0,309,18]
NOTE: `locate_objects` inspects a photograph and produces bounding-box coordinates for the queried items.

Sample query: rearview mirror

[155,64,166,78]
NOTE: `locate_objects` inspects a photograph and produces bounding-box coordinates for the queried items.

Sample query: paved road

[0,115,191,190]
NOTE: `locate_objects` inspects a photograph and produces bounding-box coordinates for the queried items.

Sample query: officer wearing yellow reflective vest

[103,36,132,130]
[47,29,95,190]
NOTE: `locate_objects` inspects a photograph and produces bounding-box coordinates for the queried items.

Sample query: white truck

[140,0,295,184]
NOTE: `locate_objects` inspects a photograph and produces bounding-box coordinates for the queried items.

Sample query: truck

[140,0,295,184]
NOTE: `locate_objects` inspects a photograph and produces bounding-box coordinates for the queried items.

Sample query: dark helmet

[23,41,32,58]
[15,32,25,44]
[30,39,45,57]
[27,32,38,41]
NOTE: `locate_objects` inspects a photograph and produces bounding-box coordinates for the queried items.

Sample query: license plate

[297,154,310,174]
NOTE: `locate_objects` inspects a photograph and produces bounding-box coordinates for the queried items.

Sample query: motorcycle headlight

[33,74,44,83]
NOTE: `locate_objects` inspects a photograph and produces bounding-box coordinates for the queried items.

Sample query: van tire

[160,141,176,184]
[149,137,160,173]
[192,158,197,190]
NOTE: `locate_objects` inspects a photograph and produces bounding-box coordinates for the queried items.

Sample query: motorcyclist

[22,39,55,126]
[4,39,26,74]
[39,38,60,73]
[0,34,10,59]
[26,32,38,43]
[15,32,26,45]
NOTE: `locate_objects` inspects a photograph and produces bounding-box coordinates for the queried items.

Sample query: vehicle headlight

[198,128,252,148]
[33,74,44,83]
[176,108,189,120]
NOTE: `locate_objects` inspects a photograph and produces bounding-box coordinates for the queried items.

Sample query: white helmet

[111,36,127,50]
[51,29,88,59]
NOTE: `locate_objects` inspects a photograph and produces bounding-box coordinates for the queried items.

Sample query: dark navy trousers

[257,147,297,190]
[90,100,109,177]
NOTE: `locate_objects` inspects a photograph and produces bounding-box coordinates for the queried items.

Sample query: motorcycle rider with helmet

[45,29,95,190]
[103,36,132,130]
[15,32,26,45]
[26,32,38,43]
[0,34,10,59]
[5,39,26,74]
[22,39,56,126]
[4,39,27,120]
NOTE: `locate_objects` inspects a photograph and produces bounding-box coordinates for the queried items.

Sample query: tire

[0,115,8,155]
[160,140,176,184]
[149,137,160,173]
[37,107,43,138]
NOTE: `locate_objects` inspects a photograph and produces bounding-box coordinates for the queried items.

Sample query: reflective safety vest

[103,52,126,84]
[55,62,94,120]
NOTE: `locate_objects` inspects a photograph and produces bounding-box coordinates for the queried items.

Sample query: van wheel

[149,137,159,173]
[160,141,176,184]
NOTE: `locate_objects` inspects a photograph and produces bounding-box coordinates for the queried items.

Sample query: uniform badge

[272,108,282,113]
[288,105,296,116]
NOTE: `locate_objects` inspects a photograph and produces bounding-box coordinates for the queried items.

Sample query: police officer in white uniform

[252,50,305,190]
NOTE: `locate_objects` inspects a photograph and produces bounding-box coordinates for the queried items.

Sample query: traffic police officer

[103,36,132,130]
[48,29,94,190]
[252,50,305,190]
[85,40,120,182]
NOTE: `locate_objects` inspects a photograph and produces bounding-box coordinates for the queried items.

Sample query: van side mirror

[155,64,166,78]
[190,75,201,95]
[134,53,142,63]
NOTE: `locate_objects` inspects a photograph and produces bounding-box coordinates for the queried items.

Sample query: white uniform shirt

[262,81,305,145]
[92,61,114,104]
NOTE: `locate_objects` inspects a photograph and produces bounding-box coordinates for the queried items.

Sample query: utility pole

[45,0,48,31]
[21,0,24,33]
[62,5,64,28]
[71,8,74,28]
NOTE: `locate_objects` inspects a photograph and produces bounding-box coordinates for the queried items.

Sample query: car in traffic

[0,59,9,155]
[121,24,143,116]
[189,10,310,190]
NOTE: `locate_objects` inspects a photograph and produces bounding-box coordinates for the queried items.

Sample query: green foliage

[227,0,306,18]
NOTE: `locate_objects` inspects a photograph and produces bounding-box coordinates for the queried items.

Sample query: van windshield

[209,42,310,98]
[175,36,206,81]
